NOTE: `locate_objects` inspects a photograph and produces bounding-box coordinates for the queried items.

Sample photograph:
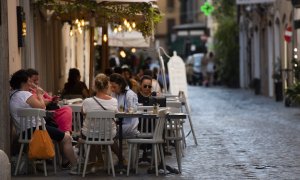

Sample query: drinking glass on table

[127,98,137,113]
[119,105,124,112]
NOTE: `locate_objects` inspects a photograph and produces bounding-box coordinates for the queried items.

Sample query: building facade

[238,0,296,100]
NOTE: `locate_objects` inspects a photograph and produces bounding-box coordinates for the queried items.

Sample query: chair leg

[150,145,154,169]
[175,141,182,173]
[14,143,24,176]
[82,145,91,177]
[159,144,166,174]
[53,156,56,174]
[55,142,61,167]
[105,146,110,175]
[181,126,186,152]
[107,146,115,177]
[135,144,139,174]
[43,160,47,176]
[127,143,132,176]
[153,144,158,176]
[78,144,83,174]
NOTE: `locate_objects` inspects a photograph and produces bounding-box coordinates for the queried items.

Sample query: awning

[96,25,150,47]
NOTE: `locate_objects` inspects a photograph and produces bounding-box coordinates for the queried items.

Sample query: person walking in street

[205,52,215,87]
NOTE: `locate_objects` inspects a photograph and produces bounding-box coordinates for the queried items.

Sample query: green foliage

[34,0,162,38]
[292,58,300,82]
[212,0,239,87]
[285,59,300,103]
[285,82,300,104]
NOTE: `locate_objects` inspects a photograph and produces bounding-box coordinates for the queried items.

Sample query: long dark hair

[109,73,128,93]
[65,68,80,89]
[10,69,29,90]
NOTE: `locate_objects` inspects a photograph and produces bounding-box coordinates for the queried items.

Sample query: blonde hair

[94,73,109,92]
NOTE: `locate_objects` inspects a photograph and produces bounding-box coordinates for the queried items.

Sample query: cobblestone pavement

[13,86,300,179]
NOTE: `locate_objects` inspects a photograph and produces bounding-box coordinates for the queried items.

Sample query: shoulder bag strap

[92,96,116,123]
[92,96,107,110]
[10,90,20,100]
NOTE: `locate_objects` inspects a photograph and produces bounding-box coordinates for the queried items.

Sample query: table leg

[118,118,123,166]
[117,118,125,174]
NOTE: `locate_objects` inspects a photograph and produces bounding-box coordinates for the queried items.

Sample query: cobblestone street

[13,86,300,179]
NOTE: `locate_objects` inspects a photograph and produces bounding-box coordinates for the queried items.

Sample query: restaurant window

[167,18,175,43]
[167,0,174,12]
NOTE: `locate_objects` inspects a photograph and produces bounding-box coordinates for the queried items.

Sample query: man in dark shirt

[137,75,153,105]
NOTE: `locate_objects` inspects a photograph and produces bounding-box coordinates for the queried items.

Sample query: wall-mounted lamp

[17,6,26,47]
[22,21,26,36]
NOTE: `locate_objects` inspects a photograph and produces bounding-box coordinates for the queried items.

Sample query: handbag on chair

[28,129,55,160]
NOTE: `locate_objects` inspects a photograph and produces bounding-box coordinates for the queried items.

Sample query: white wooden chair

[78,110,115,177]
[137,106,157,139]
[14,108,56,176]
[126,110,167,176]
[166,101,186,152]
[164,114,184,173]
[68,104,82,138]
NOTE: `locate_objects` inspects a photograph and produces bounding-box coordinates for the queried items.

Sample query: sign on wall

[284,26,292,43]
[236,0,275,4]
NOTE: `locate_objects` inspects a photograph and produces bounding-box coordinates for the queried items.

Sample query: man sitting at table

[137,75,156,105]
[137,75,157,163]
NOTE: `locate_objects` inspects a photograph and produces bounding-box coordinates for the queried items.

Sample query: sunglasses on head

[143,85,152,89]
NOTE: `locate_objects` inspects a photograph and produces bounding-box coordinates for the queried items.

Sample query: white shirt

[81,96,118,138]
[9,90,45,133]
[111,87,139,137]
[207,61,214,73]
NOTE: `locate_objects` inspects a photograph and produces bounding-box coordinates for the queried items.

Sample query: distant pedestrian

[206,52,215,86]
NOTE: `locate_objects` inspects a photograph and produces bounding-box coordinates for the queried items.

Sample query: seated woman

[109,73,139,137]
[81,73,117,138]
[61,68,89,99]
[9,69,78,174]
[81,73,119,169]
[27,68,72,135]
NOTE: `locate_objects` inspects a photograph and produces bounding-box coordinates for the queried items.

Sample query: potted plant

[273,57,283,101]
[285,83,300,106]
[285,58,300,106]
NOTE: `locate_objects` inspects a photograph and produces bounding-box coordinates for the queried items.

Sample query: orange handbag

[28,129,55,160]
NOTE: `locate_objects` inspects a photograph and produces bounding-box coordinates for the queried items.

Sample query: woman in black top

[61,68,89,99]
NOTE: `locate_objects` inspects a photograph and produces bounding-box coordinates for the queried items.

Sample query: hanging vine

[34,0,162,37]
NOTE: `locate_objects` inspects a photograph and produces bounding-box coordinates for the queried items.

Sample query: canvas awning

[96,25,150,47]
